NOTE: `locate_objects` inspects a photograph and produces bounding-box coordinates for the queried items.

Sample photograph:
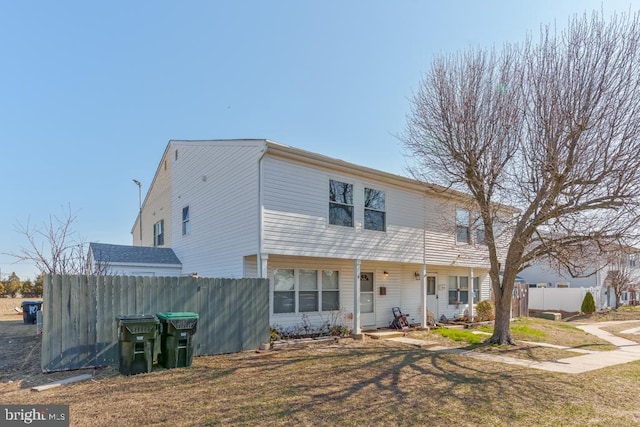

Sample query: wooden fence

[42,275,270,372]
[511,283,529,318]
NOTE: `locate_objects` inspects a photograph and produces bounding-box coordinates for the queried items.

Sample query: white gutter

[257,143,268,278]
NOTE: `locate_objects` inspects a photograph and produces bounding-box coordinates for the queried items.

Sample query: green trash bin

[116,314,159,376]
[156,312,199,369]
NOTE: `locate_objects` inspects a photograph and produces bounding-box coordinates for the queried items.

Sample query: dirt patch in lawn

[2,298,640,426]
[0,297,118,389]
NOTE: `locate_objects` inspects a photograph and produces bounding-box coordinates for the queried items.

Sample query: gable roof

[133,138,519,232]
[89,242,181,266]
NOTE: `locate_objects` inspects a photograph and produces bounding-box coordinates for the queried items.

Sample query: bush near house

[476,300,495,321]
[581,291,596,314]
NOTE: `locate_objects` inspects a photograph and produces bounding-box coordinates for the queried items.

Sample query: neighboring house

[518,261,601,289]
[121,139,512,333]
[87,242,182,276]
[520,246,640,308]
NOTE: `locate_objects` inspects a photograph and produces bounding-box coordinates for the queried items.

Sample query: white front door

[427,275,438,321]
[360,272,375,328]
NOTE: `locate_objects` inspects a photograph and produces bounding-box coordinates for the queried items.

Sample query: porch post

[420,264,427,328]
[259,253,269,279]
[353,259,361,335]
[469,267,474,320]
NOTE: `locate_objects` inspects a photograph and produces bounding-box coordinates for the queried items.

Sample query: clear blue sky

[1,1,637,280]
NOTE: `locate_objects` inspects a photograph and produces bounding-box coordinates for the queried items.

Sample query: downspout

[421,190,428,327]
[257,144,268,279]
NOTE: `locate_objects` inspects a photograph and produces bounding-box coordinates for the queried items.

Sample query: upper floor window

[329,180,353,227]
[475,215,486,245]
[456,209,470,243]
[364,188,386,231]
[153,219,164,247]
[182,206,190,235]
[629,254,637,267]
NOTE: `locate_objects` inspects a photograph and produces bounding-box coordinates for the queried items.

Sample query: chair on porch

[390,307,409,329]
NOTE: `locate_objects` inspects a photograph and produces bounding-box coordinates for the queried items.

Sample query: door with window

[360,272,375,328]
[426,275,438,320]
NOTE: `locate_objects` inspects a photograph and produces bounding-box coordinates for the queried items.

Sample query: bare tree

[404,11,640,344]
[603,249,640,309]
[5,205,89,276]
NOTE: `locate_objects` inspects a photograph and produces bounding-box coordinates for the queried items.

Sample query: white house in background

[519,247,640,308]
[126,139,513,333]
[518,261,601,289]
[87,242,182,276]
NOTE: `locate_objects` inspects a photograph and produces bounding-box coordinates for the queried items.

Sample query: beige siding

[135,151,173,247]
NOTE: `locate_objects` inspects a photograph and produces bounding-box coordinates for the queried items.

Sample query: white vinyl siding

[268,256,355,328]
[262,155,494,268]
[169,141,264,278]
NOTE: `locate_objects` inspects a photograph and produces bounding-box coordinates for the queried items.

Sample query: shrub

[581,291,596,314]
[328,324,350,336]
[476,300,495,321]
[270,327,280,343]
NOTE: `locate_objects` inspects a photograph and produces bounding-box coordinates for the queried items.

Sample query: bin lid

[156,312,199,320]
[116,314,158,323]
[21,301,43,306]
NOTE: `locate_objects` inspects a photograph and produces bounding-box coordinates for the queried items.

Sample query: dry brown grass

[2,297,640,426]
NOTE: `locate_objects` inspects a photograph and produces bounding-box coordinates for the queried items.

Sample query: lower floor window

[273,268,340,314]
[449,276,481,305]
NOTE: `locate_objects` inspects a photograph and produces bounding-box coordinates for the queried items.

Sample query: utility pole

[133,179,142,243]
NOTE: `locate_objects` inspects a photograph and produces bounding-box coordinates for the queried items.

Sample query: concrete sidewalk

[388,320,640,374]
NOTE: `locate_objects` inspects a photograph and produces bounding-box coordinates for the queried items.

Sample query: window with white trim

[273,269,295,313]
[329,180,353,227]
[472,276,480,303]
[364,187,386,231]
[448,276,469,305]
[153,219,164,247]
[182,206,190,235]
[475,215,486,245]
[456,209,470,243]
[299,269,318,312]
[272,269,340,314]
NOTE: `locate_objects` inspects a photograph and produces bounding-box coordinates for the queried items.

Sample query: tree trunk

[487,281,516,345]
[487,303,515,345]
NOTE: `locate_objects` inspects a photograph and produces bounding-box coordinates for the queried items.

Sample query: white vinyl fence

[528,287,604,312]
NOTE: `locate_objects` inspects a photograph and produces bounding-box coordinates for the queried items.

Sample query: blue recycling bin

[21,301,43,324]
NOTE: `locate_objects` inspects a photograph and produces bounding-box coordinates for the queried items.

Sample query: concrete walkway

[384,320,640,374]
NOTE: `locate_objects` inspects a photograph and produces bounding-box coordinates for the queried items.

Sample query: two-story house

[519,244,640,308]
[123,139,510,333]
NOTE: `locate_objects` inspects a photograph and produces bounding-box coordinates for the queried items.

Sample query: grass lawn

[1,298,640,426]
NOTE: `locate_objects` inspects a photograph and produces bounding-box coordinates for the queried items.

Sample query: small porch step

[364,330,405,339]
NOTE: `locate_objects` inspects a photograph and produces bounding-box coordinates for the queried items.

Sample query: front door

[426,275,438,322]
[360,272,375,328]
